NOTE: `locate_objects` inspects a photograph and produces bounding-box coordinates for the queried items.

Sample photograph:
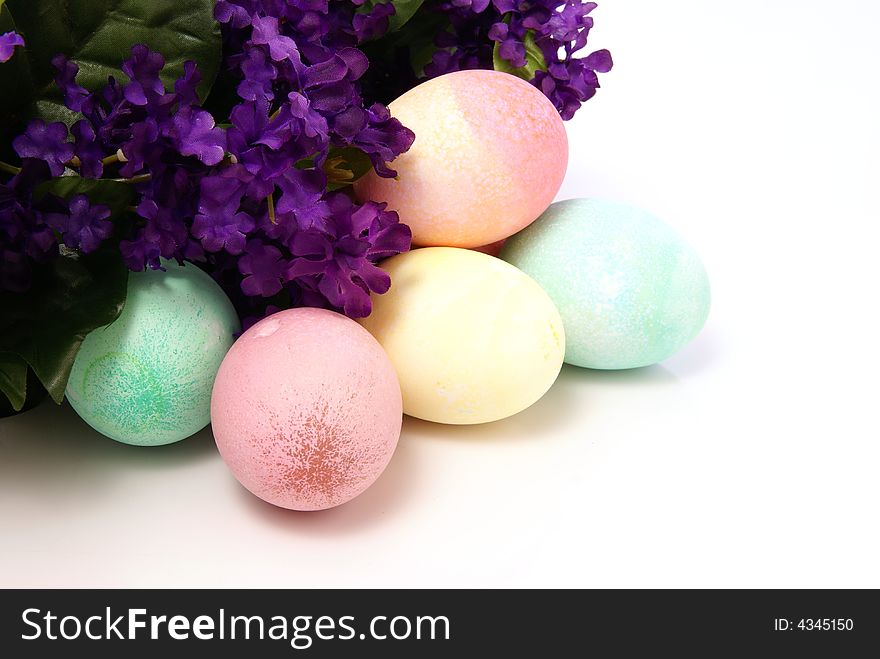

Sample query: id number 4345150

[773,618,854,631]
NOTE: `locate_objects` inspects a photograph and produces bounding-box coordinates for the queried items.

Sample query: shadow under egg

[562,361,681,387]
[400,363,594,444]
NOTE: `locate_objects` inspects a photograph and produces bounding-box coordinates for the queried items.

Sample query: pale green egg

[66,260,240,445]
[500,198,710,370]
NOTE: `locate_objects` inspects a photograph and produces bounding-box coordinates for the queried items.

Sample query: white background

[2,0,879,587]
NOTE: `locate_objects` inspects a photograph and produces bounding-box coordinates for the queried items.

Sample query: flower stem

[267,193,277,224]
[102,153,120,166]
[111,173,152,184]
[0,161,22,175]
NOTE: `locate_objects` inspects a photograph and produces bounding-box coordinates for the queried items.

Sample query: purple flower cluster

[0,159,62,292]
[0,25,113,293]
[11,46,229,280]
[1,0,611,320]
[207,0,415,318]
[423,0,613,119]
[1,1,415,319]
[215,1,413,176]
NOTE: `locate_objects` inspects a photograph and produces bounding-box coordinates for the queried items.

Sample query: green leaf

[6,0,221,124]
[0,367,48,417]
[356,7,439,104]
[35,176,135,218]
[358,0,426,36]
[294,147,374,189]
[0,250,129,405]
[493,29,547,82]
[410,41,439,79]
[324,147,374,190]
[388,0,426,32]
[0,351,27,412]
[398,9,448,78]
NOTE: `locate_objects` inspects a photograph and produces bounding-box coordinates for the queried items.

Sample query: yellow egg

[359,247,565,424]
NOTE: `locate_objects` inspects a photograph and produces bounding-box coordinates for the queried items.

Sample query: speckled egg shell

[354,70,568,248]
[359,247,565,425]
[500,198,711,369]
[66,261,240,446]
[211,308,402,511]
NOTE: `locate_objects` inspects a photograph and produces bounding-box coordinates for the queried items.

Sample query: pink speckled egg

[354,70,568,248]
[211,308,402,511]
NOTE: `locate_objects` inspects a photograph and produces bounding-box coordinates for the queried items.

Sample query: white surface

[2,0,879,588]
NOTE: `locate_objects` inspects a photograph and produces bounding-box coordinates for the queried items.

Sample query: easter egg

[359,247,565,424]
[500,198,711,370]
[66,260,239,445]
[354,70,567,248]
[211,308,402,511]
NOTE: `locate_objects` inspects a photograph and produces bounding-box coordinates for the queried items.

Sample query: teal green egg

[66,260,240,445]
[500,198,710,370]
